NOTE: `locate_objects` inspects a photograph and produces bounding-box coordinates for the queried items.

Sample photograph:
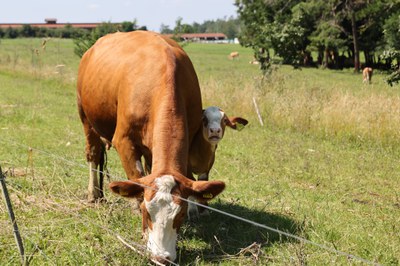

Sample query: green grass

[1,38,400,265]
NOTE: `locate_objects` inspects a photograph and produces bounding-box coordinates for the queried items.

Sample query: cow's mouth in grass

[208,136,221,142]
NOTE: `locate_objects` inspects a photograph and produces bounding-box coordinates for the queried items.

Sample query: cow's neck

[190,128,216,170]
[150,92,189,175]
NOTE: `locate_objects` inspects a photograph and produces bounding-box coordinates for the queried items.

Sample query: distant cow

[363,67,373,84]
[77,31,225,263]
[249,59,259,65]
[229,51,239,60]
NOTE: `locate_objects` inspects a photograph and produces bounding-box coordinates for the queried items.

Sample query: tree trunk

[350,10,360,72]
[324,48,329,68]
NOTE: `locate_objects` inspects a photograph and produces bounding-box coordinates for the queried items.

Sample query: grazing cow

[229,51,239,60]
[363,67,373,84]
[77,31,225,263]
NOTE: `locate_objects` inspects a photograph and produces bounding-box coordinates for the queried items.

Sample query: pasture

[0,37,399,265]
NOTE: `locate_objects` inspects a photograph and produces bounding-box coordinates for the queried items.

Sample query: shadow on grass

[178,200,302,264]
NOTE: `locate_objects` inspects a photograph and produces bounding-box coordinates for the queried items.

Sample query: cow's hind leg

[83,123,105,203]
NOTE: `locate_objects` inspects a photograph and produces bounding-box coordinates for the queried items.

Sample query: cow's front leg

[112,134,144,214]
[112,135,144,181]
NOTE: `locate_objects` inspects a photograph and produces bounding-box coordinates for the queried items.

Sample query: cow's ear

[188,180,225,201]
[225,116,248,130]
[109,181,144,198]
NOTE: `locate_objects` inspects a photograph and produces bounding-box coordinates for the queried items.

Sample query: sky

[1,0,238,32]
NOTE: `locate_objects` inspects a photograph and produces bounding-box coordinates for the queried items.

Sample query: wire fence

[0,136,381,265]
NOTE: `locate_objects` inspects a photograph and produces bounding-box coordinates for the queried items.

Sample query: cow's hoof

[87,196,106,203]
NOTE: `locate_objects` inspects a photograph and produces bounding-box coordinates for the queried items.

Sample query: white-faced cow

[187,106,247,217]
[77,31,225,263]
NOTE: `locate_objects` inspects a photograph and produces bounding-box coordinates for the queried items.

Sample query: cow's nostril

[210,128,221,134]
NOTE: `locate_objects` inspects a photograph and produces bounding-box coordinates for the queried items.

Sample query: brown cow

[228,51,239,60]
[77,31,225,263]
[188,106,247,216]
[363,67,373,84]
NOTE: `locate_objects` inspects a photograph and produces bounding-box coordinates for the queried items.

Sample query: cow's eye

[203,117,208,126]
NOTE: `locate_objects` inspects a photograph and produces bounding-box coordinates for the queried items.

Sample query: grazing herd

[77,31,247,263]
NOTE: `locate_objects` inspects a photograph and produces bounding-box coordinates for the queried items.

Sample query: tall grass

[257,70,400,147]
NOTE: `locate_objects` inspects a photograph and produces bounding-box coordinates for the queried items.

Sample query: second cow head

[202,106,248,145]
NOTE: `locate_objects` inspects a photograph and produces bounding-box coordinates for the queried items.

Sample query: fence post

[0,165,25,264]
[252,97,264,126]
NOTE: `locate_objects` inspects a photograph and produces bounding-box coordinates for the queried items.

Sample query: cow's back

[77,31,202,145]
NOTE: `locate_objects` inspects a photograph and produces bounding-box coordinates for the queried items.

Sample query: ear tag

[236,123,245,131]
[202,193,213,199]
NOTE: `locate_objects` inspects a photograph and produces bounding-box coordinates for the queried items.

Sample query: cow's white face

[144,175,181,262]
[202,107,226,145]
[202,106,249,146]
[109,174,225,263]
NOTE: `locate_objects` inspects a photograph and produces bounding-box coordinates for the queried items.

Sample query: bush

[73,22,120,58]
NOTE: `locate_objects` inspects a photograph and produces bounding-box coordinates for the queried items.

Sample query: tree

[160,24,173,34]
[236,0,400,73]
[173,17,194,34]
[382,11,400,85]
[20,25,35,37]
[121,20,138,32]
[236,0,314,71]
[73,22,120,58]
[4,27,18,38]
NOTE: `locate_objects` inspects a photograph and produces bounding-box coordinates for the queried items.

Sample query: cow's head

[202,106,248,145]
[109,174,225,263]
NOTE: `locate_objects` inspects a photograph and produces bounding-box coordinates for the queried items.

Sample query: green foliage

[383,11,400,51]
[4,27,18,38]
[381,49,400,86]
[73,22,121,58]
[235,0,303,72]
[236,0,400,79]
[168,16,241,39]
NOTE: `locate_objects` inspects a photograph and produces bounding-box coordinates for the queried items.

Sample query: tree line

[0,21,145,39]
[235,0,400,85]
[159,16,240,39]
[0,17,241,58]
[0,17,240,40]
